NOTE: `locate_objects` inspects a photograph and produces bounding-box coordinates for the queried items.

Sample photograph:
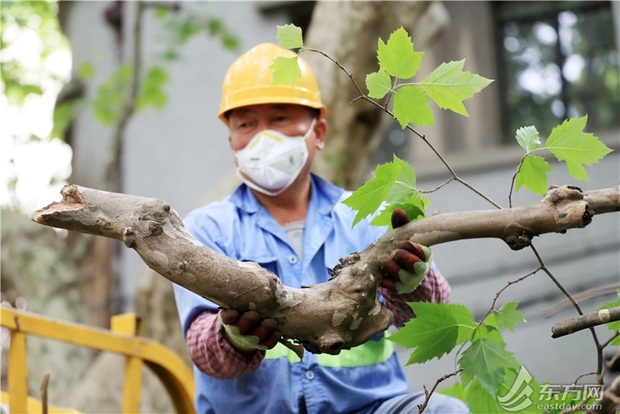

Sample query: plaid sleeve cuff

[380,266,451,328]
[186,311,265,379]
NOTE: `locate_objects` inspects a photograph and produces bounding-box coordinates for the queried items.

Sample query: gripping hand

[381,209,433,294]
[219,309,281,353]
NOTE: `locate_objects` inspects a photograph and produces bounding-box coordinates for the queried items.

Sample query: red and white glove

[219,309,281,353]
[381,209,432,294]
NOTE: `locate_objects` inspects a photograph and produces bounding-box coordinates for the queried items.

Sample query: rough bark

[304,1,450,189]
[32,184,620,354]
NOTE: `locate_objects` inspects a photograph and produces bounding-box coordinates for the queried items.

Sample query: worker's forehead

[229,104,308,118]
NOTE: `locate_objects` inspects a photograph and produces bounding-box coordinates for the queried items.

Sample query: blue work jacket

[173,174,410,414]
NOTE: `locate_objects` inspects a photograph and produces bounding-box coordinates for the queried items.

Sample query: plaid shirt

[186,267,450,379]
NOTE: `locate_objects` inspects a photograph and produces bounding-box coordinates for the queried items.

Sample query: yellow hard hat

[218,43,326,124]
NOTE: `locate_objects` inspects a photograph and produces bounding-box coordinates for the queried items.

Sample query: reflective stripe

[265,333,395,368]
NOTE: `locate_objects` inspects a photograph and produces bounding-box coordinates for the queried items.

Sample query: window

[493,1,619,141]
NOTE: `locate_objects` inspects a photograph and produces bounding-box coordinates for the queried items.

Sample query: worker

[173,43,469,413]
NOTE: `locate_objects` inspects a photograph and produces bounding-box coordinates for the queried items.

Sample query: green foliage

[0,0,69,106]
[515,155,551,195]
[270,57,302,87]
[545,116,613,180]
[514,116,613,195]
[418,60,493,117]
[495,301,527,332]
[271,25,305,86]
[389,298,534,410]
[459,338,520,395]
[81,4,238,129]
[366,27,492,127]
[392,86,433,128]
[443,368,542,414]
[91,64,133,125]
[137,66,169,110]
[376,28,424,79]
[600,291,620,345]
[154,6,239,59]
[389,302,476,363]
[276,24,304,49]
[341,156,426,227]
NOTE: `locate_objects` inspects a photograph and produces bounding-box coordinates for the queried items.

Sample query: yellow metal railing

[0,306,195,414]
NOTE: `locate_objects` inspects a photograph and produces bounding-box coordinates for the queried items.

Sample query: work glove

[219,309,281,353]
[381,209,433,294]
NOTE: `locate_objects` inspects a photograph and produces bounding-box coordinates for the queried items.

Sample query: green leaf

[497,366,542,414]
[384,156,417,201]
[53,99,83,139]
[515,155,551,195]
[495,302,526,332]
[463,379,511,414]
[456,368,541,414]
[342,161,402,226]
[377,27,424,79]
[459,338,520,396]
[92,63,133,125]
[343,156,422,227]
[276,24,303,49]
[515,126,541,153]
[389,302,476,364]
[439,381,470,401]
[418,60,493,116]
[270,56,301,86]
[474,324,506,343]
[366,70,392,99]
[370,196,426,229]
[78,62,95,80]
[545,116,613,180]
[137,66,169,110]
[393,85,434,128]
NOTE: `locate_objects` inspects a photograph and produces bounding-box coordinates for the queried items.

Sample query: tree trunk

[305,1,449,189]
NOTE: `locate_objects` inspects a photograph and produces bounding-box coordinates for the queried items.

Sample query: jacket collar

[229,173,343,217]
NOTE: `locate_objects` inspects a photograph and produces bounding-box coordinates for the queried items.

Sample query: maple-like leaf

[377,27,424,79]
[270,57,301,87]
[389,302,476,364]
[545,116,613,180]
[418,60,493,116]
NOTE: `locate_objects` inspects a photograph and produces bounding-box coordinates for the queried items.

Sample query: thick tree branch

[31,184,620,353]
[552,306,620,338]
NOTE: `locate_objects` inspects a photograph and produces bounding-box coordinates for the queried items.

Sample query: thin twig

[529,243,603,372]
[102,0,146,191]
[598,348,620,383]
[552,307,620,338]
[600,332,620,349]
[417,368,463,414]
[478,268,541,324]
[574,371,598,384]
[508,155,527,208]
[418,178,455,194]
[305,48,504,210]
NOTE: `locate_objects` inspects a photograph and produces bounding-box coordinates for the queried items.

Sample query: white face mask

[235,119,316,196]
